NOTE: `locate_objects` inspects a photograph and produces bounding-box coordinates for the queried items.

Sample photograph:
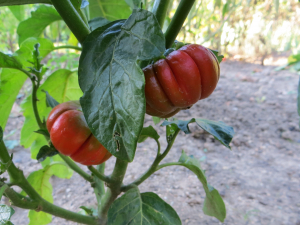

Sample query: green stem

[0,141,41,201]
[59,154,93,182]
[0,0,51,6]
[88,166,111,183]
[0,140,98,225]
[99,158,128,221]
[152,0,171,29]
[165,0,196,49]
[30,77,44,130]
[156,162,183,170]
[93,164,106,216]
[54,45,82,51]
[121,129,179,192]
[51,0,90,44]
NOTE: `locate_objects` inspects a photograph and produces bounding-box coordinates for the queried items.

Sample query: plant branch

[156,162,184,170]
[54,45,82,51]
[93,164,106,216]
[0,140,98,225]
[165,0,196,49]
[152,0,171,29]
[121,129,180,192]
[50,0,90,44]
[88,165,111,183]
[59,154,93,182]
[99,158,128,222]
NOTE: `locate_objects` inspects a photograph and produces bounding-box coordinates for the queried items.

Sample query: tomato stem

[152,0,172,29]
[88,165,111,183]
[121,129,179,192]
[50,0,91,44]
[165,0,195,49]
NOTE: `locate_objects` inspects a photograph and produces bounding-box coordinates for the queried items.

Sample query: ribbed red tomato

[46,101,112,166]
[143,44,220,118]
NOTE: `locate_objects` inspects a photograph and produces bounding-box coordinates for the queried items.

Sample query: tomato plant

[0,0,234,225]
[144,44,220,118]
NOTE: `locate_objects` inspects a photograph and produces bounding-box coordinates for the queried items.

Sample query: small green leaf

[138,126,160,143]
[17,5,62,45]
[34,129,50,138]
[79,9,165,162]
[0,52,22,69]
[88,17,111,31]
[208,49,224,63]
[179,151,226,222]
[0,205,15,224]
[125,0,141,9]
[152,116,161,125]
[0,185,8,201]
[89,0,132,20]
[162,118,234,149]
[79,206,96,216]
[42,90,59,108]
[166,123,179,143]
[36,145,59,162]
[108,186,181,225]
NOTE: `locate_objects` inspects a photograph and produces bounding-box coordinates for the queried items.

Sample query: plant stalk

[50,0,90,44]
[152,0,171,29]
[99,158,128,221]
[165,0,196,49]
[121,129,179,192]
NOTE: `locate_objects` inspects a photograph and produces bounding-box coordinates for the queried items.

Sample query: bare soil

[2,60,300,225]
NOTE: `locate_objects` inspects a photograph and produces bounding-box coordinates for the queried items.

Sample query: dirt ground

[2,59,300,225]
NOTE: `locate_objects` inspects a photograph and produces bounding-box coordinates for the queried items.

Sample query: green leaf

[88,17,111,31]
[0,52,22,69]
[0,185,8,201]
[166,123,179,143]
[0,0,51,6]
[222,2,229,18]
[79,9,165,162]
[161,118,234,149]
[17,5,61,45]
[26,163,72,225]
[36,145,59,162]
[138,126,160,143]
[0,205,15,224]
[42,90,59,108]
[8,5,25,21]
[0,38,54,130]
[108,186,181,225]
[89,0,132,20]
[178,151,226,222]
[125,0,141,9]
[34,129,50,138]
[79,206,96,216]
[152,116,161,125]
[20,69,83,160]
[208,49,224,63]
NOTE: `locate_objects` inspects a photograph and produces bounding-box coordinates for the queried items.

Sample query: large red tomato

[46,101,112,166]
[143,44,220,118]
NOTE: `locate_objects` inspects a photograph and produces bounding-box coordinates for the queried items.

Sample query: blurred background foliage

[0,0,300,65]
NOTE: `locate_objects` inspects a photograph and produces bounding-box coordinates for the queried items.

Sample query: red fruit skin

[144,44,220,118]
[46,101,111,165]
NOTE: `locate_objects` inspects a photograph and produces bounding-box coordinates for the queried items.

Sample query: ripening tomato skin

[46,101,112,165]
[143,44,220,118]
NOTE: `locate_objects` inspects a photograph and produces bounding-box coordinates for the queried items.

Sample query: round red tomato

[46,101,112,166]
[143,44,220,118]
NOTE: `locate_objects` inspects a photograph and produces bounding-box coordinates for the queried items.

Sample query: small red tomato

[143,44,220,118]
[46,101,111,166]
